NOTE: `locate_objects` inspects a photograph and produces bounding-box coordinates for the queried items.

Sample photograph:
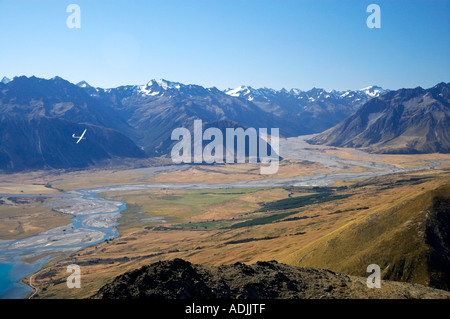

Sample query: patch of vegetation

[174,219,233,230]
[283,186,347,193]
[224,236,277,245]
[199,188,262,195]
[0,202,72,240]
[7,197,29,204]
[229,211,298,229]
[41,182,64,192]
[229,191,353,229]
[258,192,352,212]
[277,214,318,223]
[100,187,269,234]
[155,195,182,201]
[328,206,370,215]
[198,191,262,195]
[117,203,144,232]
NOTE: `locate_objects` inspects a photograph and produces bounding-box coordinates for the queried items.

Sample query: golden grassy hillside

[282,181,450,290]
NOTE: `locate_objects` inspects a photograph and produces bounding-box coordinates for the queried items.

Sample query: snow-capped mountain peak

[76,80,92,88]
[224,85,252,97]
[1,77,11,84]
[224,86,261,101]
[153,79,182,90]
[224,84,387,103]
[137,79,186,96]
[358,85,386,97]
[224,85,277,102]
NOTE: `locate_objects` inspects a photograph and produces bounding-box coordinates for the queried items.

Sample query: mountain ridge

[0,115,145,172]
[0,76,145,172]
[73,76,387,154]
[90,258,450,299]
[2,75,447,172]
[308,82,450,153]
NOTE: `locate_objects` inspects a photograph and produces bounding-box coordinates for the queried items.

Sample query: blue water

[0,259,47,299]
[0,264,13,298]
[0,189,126,299]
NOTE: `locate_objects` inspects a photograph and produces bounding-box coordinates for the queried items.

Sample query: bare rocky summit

[90,259,450,299]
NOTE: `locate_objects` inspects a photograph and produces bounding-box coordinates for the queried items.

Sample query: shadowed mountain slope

[0,116,145,172]
[0,76,145,172]
[309,83,450,154]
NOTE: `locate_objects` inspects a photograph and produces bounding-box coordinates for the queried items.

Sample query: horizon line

[2,74,449,93]
[1,74,390,93]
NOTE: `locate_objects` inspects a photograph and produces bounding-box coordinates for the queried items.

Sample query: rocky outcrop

[90,259,450,299]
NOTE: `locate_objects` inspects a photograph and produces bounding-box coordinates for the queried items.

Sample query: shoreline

[25,274,37,299]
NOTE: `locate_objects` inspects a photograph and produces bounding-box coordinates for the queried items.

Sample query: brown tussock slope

[282,182,450,290]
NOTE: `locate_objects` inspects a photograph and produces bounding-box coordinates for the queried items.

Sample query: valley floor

[0,136,449,298]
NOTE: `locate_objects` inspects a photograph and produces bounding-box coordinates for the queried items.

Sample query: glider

[72,129,87,144]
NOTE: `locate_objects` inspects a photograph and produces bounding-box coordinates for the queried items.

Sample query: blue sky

[0,0,449,91]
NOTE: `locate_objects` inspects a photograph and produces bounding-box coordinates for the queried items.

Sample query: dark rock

[90,258,450,299]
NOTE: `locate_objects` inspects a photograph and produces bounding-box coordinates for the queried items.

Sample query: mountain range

[0,75,386,171]
[80,78,386,155]
[223,84,385,132]
[2,75,449,172]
